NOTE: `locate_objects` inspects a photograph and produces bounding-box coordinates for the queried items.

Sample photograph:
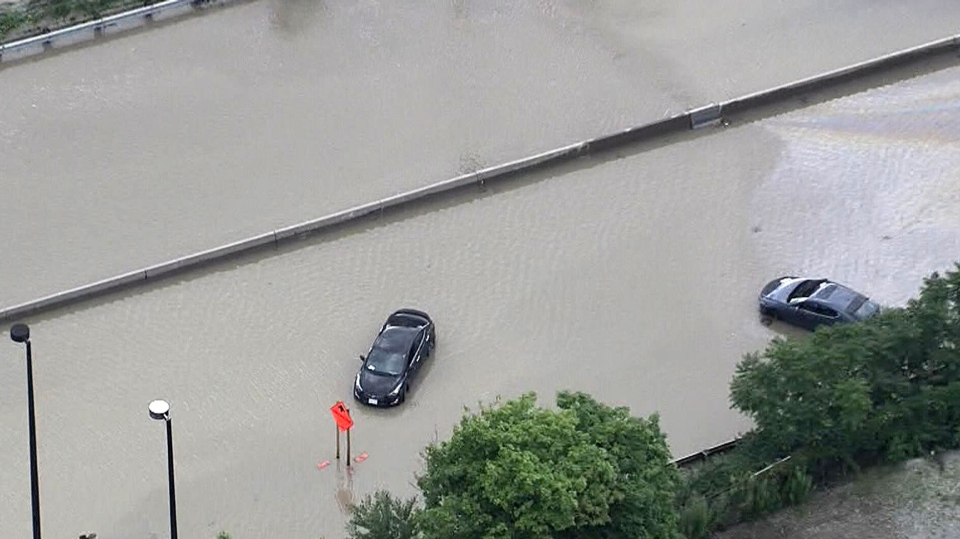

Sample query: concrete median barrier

[1,32,958,323]
[718,33,960,119]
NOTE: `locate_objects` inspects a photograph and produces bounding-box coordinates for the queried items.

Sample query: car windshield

[850,298,880,320]
[364,351,406,376]
[364,327,414,376]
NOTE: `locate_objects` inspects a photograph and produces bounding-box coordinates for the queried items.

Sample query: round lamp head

[10,323,30,343]
[148,399,170,421]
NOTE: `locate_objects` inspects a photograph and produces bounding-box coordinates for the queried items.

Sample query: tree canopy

[415,391,680,539]
[347,490,418,539]
[731,264,960,474]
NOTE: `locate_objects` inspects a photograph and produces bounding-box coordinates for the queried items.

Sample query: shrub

[346,490,419,539]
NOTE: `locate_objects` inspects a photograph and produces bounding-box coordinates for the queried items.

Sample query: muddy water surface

[0,121,775,539]
[2,0,960,305]
[752,66,960,305]
[2,65,960,537]
[2,1,960,537]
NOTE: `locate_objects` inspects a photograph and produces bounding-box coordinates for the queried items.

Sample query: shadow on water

[762,317,814,341]
[451,0,467,20]
[268,0,326,37]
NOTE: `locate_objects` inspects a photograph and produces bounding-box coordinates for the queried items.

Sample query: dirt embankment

[718,451,960,539]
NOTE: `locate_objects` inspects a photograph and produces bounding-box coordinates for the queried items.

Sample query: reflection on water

[335,466,356,515]
[269,0,327,36]
[752,66,960,307]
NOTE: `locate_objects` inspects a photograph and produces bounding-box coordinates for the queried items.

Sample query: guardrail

[0,32,958,323]
[671,439,741,468]
[0,0,226,61]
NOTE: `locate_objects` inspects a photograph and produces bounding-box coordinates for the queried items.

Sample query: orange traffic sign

[330,401,354,431]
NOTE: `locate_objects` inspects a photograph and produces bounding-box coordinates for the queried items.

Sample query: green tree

[416,391,680,539]
[729,329,875,471]
[346,490,419,539]
[730,264,960,476]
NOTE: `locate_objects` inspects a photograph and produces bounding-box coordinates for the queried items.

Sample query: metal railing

[0,0,221,59]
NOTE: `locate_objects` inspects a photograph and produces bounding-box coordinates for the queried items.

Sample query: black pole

[165,418,178,539]
[24,339,42,539]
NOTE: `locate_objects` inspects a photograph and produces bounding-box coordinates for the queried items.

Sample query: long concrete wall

[1,32,958,324]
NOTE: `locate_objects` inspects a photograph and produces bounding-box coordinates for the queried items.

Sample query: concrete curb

[0,0,231,62]
[1,32,958,323]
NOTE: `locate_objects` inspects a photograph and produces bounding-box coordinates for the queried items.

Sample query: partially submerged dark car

[759,276,881,331]
[353,309,436,407]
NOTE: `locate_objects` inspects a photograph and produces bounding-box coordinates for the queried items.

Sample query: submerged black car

[353,309,436,407]
[759,276,881,331]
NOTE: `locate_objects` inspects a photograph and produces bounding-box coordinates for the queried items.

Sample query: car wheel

[760,314,774,326]
[399,385,407,404]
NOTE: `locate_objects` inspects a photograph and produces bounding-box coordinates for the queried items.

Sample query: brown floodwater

[1,1,960,538]
[2,0,958,305]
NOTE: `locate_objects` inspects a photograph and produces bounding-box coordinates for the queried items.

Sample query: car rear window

[788,279,826,301]
[374,327,414,353]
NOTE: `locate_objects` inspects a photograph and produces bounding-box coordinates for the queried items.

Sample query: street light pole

[149,400,178,539]
[10,323,42,539]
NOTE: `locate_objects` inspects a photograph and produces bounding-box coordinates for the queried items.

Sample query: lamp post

[10,323,42,539]
[148,399,178,539]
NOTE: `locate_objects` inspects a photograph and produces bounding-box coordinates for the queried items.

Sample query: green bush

[677,494,712,539]
[672,263,960,535]
[779,465,813,506]
[416,391,682,539]
[676,262,960,534]
[732,472,783,521]
[0,7,26,40]
[346,490,419,539]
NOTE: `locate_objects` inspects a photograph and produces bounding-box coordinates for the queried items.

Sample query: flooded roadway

[3,0,960,305]
[2,1,960,539]
[2,63,960,538]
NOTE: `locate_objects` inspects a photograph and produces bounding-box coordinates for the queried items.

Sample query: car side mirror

[359,354,366,362]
